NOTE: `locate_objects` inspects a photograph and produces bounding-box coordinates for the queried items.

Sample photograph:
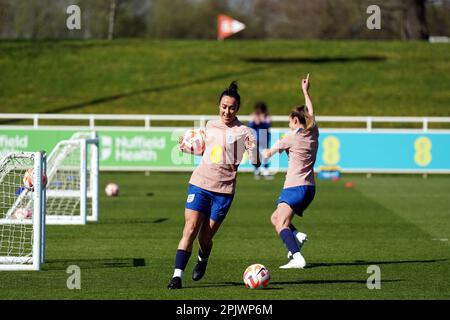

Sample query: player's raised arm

[302,74,314,117]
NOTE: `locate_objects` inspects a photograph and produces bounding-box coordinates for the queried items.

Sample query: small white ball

[105,183,119,197]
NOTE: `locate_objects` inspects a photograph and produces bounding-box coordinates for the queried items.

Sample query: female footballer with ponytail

[263,74,319,269]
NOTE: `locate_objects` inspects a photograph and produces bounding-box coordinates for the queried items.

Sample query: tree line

[0,0,448,40]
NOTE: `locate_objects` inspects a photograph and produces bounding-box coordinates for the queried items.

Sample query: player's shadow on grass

[243,56,386,64]
[99,218,168,224]
[270,279,401,286]
[186,282,282,290]
[189,279,401,289]
[43,258,146,270]
[305,258,448,269]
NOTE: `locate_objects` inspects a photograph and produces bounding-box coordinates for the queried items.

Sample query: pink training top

[271,123,319,189]
[180,118,258,194]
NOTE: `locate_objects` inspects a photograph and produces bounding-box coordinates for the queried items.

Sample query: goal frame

[0,151,46,271]
[45,133,99,225]
[70,132,99,223]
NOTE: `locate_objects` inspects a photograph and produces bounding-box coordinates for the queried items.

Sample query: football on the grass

[105,183,119,197]
[243,264,271,289]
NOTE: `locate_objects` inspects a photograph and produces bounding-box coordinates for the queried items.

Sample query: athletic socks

[173,268,184,278]
[279,228,300,255]
[172,249,191,279]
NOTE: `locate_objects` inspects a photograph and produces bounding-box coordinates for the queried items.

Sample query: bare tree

[404,0,429,39]
[383,0,430,39]
[108,0,116,40]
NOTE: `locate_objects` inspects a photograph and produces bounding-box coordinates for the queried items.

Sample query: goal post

[46,139,87,225]
[70,132,99,222]
[45,133,99,225]
[0,151,46,271]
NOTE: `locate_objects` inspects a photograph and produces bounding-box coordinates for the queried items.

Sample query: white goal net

[46,132,99,225]
[0,151,45,271]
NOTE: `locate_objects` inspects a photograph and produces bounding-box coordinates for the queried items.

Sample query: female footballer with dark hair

[263,74,319,269]
[168,81,259,289]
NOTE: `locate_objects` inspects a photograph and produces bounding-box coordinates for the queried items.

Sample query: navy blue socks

[173,249,191,278]
[279,228,300,255]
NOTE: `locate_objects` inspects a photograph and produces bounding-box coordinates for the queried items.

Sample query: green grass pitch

[0,172,448,299]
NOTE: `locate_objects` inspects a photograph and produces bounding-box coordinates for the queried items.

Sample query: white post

[423,117,428,132]
[200,116,206,129]
[89,115,95,129]
[33,114,39,128]
[367,117,372,132]
[80,140,88,224]
[40,152,46,264]
[89,132,99,222]
[32,152,43,271]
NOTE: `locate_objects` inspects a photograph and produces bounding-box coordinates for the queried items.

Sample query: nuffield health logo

[0,135,28,156]
[115,136,166,162]
[99,134,166,163]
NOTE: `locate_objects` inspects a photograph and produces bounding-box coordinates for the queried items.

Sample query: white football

[243,264,271,289]
[182,128,206,155]
[13,208,32,220]
[105,183,119,197]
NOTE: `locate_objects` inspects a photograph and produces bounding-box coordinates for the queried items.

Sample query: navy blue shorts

[185,184,234,223]
[276,185,316,216]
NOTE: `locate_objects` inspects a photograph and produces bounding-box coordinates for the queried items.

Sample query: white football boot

[287,232,308,259]
[279,252,306,269]
[253,168,261,180]
[261,168,274,180]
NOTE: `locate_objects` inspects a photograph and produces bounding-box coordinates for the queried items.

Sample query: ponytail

[289,105,315,131]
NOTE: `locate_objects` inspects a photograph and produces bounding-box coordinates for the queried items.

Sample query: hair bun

[218,80,241,108]
[228,81,238,92]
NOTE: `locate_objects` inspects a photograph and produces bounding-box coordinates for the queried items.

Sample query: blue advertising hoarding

[239,129,450,173]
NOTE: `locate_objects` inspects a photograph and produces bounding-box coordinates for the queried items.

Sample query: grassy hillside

[1,40,449,117]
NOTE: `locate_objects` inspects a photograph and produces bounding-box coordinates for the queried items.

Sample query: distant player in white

[263,74,319,269]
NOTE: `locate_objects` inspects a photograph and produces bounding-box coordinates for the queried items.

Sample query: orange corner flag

[217,14,246,40]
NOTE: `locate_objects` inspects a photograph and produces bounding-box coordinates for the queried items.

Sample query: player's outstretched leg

[193,219,221,281]
[168,210,204,289]
[192,247,211,281]
[168,249,191,289]
[271,203,306,269]
[287,224,308,259]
